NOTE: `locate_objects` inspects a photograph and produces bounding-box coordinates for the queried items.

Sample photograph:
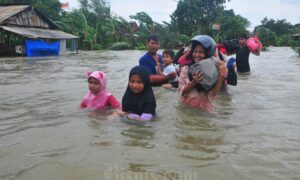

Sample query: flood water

[0,47,300,180]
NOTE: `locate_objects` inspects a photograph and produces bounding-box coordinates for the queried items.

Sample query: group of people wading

[81,33,261,121]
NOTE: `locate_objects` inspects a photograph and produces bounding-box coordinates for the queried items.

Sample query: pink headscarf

[81,71,112,110]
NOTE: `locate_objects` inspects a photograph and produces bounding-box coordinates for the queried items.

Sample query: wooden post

[76,38,78,54]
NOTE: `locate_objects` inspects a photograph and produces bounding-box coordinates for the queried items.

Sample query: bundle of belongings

[221,39,240,54]
[188,57,219,92]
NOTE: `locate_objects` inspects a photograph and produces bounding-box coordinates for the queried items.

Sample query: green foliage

[79,39,92,50]
[135,45,146,50]
[58,10,88,36]
[277,35,293,46]
[171,0,226,36]
[55,10,92,50]
[110,42,132,50]
[177,34,190,45]
[216,10,250,40]
[292,47,300,56]
[130,12,153,30]
[261,17,293,37]
[77,0,111,48]
[255,17,298,47]
[4,0,298,51]
[256,27,276,46]
[129,12,156,47]
[92,43,103,50]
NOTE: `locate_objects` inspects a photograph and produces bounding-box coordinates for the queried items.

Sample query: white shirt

[163,63,178,83]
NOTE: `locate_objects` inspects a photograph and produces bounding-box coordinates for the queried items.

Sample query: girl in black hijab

[122,66,156,121]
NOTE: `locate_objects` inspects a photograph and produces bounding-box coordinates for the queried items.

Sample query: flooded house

[292,33,300,40]
[0,4,78,57]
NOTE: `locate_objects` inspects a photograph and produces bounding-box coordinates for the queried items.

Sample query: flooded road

[1,47,300,179]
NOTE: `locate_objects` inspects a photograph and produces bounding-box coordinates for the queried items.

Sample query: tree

[110,16,137,47]
[216,10,250,40]
[261,17,293,37]
[130,12,154,33]
[129,12,156,47]
[58,11,88,36]
[256,17,296,46]
[255,26,276,46]
[78,0,112,48]
[171,0,226,36]
[90,0,111,47]
[56,10,93,50]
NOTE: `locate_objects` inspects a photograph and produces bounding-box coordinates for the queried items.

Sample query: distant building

[129,21,139,32]
[292,33,300,40]
[0,4,78,57]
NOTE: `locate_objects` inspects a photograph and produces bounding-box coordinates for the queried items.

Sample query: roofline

[294,23,300,27]
[0,5,31,25]
[0,3,31,6]
[33,7,59,29]
[1,24,56,30]
[0,25,79,39]
[0,4,59,30]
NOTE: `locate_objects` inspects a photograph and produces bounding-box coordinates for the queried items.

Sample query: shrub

[292,47,300,56]
[92,43,103,50]
[110,42,131,50]
[135,46,146,50]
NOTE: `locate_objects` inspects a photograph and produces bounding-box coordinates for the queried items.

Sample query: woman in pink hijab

[80,71,121,111]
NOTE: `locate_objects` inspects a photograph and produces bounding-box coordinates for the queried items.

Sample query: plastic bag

[247,36,262,53]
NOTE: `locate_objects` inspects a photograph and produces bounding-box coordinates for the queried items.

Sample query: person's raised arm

[251,49,260,56]
[178,47,191,65]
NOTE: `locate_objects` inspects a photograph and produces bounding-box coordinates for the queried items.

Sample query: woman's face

[88,77,101,94]
[129,74,144,94]
[192,44,206,63]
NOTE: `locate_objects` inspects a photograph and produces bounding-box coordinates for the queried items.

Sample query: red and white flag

[60,2,69,10]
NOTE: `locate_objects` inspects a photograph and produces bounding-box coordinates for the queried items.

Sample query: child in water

[121,66,156,121]
[178,35,227,112]
[80,71,121,111]
[156,49,179,88]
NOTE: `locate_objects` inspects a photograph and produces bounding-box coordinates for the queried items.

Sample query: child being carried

[156,49,179,88]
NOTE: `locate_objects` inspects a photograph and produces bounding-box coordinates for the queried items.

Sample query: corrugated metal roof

[0,26,78,39]
[292,33,300,37]
[0,5,30,24]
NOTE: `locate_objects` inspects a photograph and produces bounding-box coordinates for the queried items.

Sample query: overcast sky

[61,0,300,31]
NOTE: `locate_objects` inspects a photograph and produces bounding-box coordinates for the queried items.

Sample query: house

[0,4,78,57]
[292,33,300,40]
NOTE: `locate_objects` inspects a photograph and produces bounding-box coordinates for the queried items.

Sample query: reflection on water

[121,124,155,149]
[174,108,223,164]
[1,48,300,179]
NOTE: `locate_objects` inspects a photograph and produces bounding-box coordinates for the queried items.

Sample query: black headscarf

[122,66,156,115]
